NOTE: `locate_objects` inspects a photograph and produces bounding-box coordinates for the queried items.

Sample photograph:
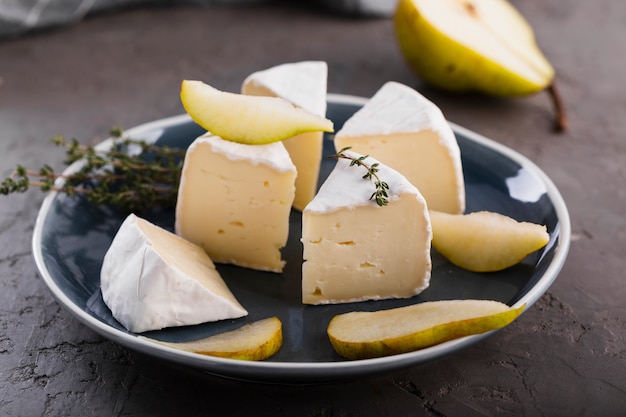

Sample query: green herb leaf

[329,147,390,207]
[1,131,185,213]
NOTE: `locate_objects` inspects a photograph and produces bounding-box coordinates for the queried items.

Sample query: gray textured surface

[1,1,625,416]
[0,0,396,39]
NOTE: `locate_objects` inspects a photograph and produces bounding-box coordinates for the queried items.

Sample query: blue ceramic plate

[32,94,570,384]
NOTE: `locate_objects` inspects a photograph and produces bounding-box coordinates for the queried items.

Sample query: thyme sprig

[0,128,185,213]
[329,147,390,207]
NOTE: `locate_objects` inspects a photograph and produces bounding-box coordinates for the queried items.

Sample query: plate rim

[31,93,571,383]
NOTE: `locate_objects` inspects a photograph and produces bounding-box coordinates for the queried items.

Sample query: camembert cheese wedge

[100,214,247,333]
[334,81,465,214]
[175,133,296,273]
[301,150,432,305]
[242,61,328,211]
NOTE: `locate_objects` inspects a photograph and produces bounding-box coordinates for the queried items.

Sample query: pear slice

[180,80,333,144]
[394,0,566,130]
[430,210,550,272]
[327,300,524,360]
[142,317,282,361]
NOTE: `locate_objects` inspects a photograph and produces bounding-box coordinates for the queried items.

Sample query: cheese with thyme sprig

[302,150,432,305]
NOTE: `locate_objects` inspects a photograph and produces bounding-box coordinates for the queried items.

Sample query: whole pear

[394,0,566,131]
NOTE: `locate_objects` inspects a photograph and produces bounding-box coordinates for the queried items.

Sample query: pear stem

[547,82,567,133]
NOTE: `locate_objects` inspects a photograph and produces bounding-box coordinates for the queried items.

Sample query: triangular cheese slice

[242,61,328,211]
[334,81,465,214]
[301,150,432,305]
[175,133,296,273]
[101,214,248,333]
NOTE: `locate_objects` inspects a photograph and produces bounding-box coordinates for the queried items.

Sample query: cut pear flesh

[180,80,333,144]
[394,0,555,96]
[430,210,550,272]
[327,300,524,360]
[142,317,283,361]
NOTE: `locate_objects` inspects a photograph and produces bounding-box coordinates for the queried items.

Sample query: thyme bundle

[0,129,185,213]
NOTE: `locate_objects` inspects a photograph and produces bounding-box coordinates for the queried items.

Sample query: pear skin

[429,210,550,272]
[327,300,524,360]
[142,317,283,361]
[180,80,333,144]
[394,0,566,130]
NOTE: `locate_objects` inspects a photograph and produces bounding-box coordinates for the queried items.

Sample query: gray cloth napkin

[0,0,397,39]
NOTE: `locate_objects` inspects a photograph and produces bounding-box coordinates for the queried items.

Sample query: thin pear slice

[142,317,282,361]
[180,80,333,144]
[430,210,550,272]
[327,300,524,360]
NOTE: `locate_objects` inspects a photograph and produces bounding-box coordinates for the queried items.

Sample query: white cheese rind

[100,214,247,333]
[302,152,432,305]
[304,150,417,213]
[242,61,327,116]
[175,134,296,272]
[203,131,295,173]
[242,61,328,211]
[334,81,465,214]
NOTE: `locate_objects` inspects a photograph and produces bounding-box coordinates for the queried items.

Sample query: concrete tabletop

[1,2,624,416]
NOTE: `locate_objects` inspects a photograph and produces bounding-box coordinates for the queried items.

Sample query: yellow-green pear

[180,80,333,144]
[394,0,566,131]
[142,317,283,361]
[429,210,550,272]
[327,300,525,360]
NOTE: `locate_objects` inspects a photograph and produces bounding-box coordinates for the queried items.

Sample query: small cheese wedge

[301,150,432,305]
[242,61,328,211]
[100,214,247,333]
[334,81,465,214]
[175,133,296,273]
